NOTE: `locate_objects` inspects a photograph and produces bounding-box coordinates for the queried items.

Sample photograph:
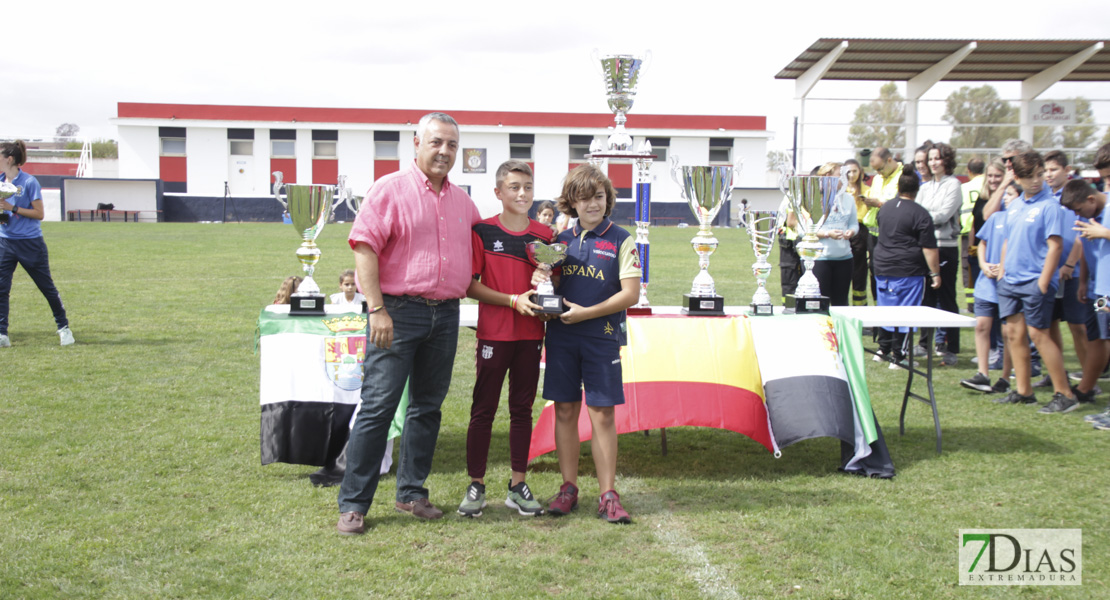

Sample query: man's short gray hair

[416,112,459,140]
[1001,139,1033,156]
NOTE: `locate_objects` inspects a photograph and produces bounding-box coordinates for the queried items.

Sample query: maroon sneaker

[337,511,365,535]
[395,498,444,520]
[548,481,579,516]
[597,490,631,524]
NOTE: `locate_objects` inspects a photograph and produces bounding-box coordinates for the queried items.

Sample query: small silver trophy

[0,181,21,226]
[743,208,782,315]
[273,173,340,315]
[526,241,569,314]
[780,169,845,314]
[670,156,739,316]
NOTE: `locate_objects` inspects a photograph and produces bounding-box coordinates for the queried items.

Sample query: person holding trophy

[458,160,551,518]
[536,164,640,524]
[0,140,73,348]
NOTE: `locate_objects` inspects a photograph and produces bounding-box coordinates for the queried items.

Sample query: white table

[831,305,976,454]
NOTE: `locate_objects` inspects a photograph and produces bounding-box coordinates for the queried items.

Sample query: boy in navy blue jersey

[994,151,1076,412]
[535,164,640,524]
[459,160,552,518]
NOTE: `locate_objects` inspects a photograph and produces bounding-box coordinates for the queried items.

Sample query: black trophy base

[682,294,725,316]
[289,294,327,316]
[786,294,830,315]
[749,303,774,316]
[536,293,566,314]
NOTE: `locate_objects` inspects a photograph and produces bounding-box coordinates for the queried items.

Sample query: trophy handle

[732,156,745,187]
[272,171,287,209]
[669,155,681,187]
[777,160,794,197]
[590,48,603,75]
[642,50,653,71]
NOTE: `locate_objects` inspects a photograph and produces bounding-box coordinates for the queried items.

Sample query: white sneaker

[0,334,9,348]
[872,350,886,363]
[58,327,74,346]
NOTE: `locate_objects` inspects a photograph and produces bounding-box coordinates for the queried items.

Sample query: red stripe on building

[374,160,400,181]
[23,162,78,177]
[607,163,632,189]
[118,103,766,131]
[312,159,338,185]
[270,158,296,184]
[159,156,187,182]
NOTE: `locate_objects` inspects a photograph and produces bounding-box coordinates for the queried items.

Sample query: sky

[6,0,1110,158]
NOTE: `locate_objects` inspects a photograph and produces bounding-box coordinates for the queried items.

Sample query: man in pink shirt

[338,112,481,535]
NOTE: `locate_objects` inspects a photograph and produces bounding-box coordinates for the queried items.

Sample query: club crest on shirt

[1025,207,1041,223]
[324,335,366,391]
[482,344,493,360]
[631,247,641,269]
[493,240,504,252]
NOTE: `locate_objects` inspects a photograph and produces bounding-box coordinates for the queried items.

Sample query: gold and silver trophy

[670,156,739,316]
[0,181,22,226]
[273,172,341,315]
[780,170,844,314]
[526,241,569,314]
[743,207,782,315]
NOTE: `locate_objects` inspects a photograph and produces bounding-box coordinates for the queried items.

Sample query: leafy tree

[64,139,118,159]
[943,85,1018,149]
[55,123,80,139]
[847,82,905,151]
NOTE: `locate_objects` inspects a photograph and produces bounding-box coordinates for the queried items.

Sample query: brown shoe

[395,498,444,520]
[337,511,365,535]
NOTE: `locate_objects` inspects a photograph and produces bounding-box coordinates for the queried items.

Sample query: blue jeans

[0,236,69,335]
[337,295,460,514]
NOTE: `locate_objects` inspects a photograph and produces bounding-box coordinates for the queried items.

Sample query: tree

[55,123,80,139]
[766,149,793,172]
[847,82,905,151]
[943,85,1018,149]
[64,139,118,159]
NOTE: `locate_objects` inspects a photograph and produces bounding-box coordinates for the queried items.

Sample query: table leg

[897,327,943,454]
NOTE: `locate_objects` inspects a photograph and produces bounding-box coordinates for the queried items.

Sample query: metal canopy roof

[776,38,1110,82]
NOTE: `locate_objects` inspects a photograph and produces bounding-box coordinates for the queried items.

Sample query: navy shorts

[1085,304,1110,341]
[998,279,1056,330]
[973,296,1000,319]
[1059,277,1092,325]
[543,332,625,407]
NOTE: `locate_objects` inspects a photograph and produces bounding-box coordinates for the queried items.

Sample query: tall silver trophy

[780,171,845,314]
[743,208,782,315]
[592,50,649,153]
[273,172,338,315]
[0,181,22,226]
[526,241,569,314]
[670,156,739,316]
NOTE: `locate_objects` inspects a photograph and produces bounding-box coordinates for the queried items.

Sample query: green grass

[1,221,1107,599]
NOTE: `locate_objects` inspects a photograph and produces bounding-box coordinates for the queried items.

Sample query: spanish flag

[528,315,777,461]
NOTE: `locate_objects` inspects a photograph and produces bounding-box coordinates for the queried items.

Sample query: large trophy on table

[273,171,342,316]
[742,207,782,315]
[526,241,569,314]
[0,181,21,226]
[780,168,844,314]
[670,156,740,316]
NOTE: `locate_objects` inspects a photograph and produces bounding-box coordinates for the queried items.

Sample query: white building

[111,103,773,221]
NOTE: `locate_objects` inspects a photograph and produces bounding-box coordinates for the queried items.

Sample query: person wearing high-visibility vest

[960,158,986,312]
[861,148,904,303]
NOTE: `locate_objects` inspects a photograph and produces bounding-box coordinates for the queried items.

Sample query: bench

[67,209,147,222]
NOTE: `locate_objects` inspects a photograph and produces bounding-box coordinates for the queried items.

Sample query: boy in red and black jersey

[458,160,552,518]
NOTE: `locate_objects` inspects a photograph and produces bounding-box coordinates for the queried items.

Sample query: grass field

[1,221,1107,599]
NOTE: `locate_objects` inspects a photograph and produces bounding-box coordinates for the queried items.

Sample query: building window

[709,139,732,164]
[271,140,295,158]
[313,141,337,159]
[374,131,400,159]
[569,134,593,162]
[646,137,669,162]
[160,138,186,156]
[509,133,534,161]
[230,140,253,156]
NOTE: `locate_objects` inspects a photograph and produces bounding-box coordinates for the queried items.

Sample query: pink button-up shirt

[348,160,481,300]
